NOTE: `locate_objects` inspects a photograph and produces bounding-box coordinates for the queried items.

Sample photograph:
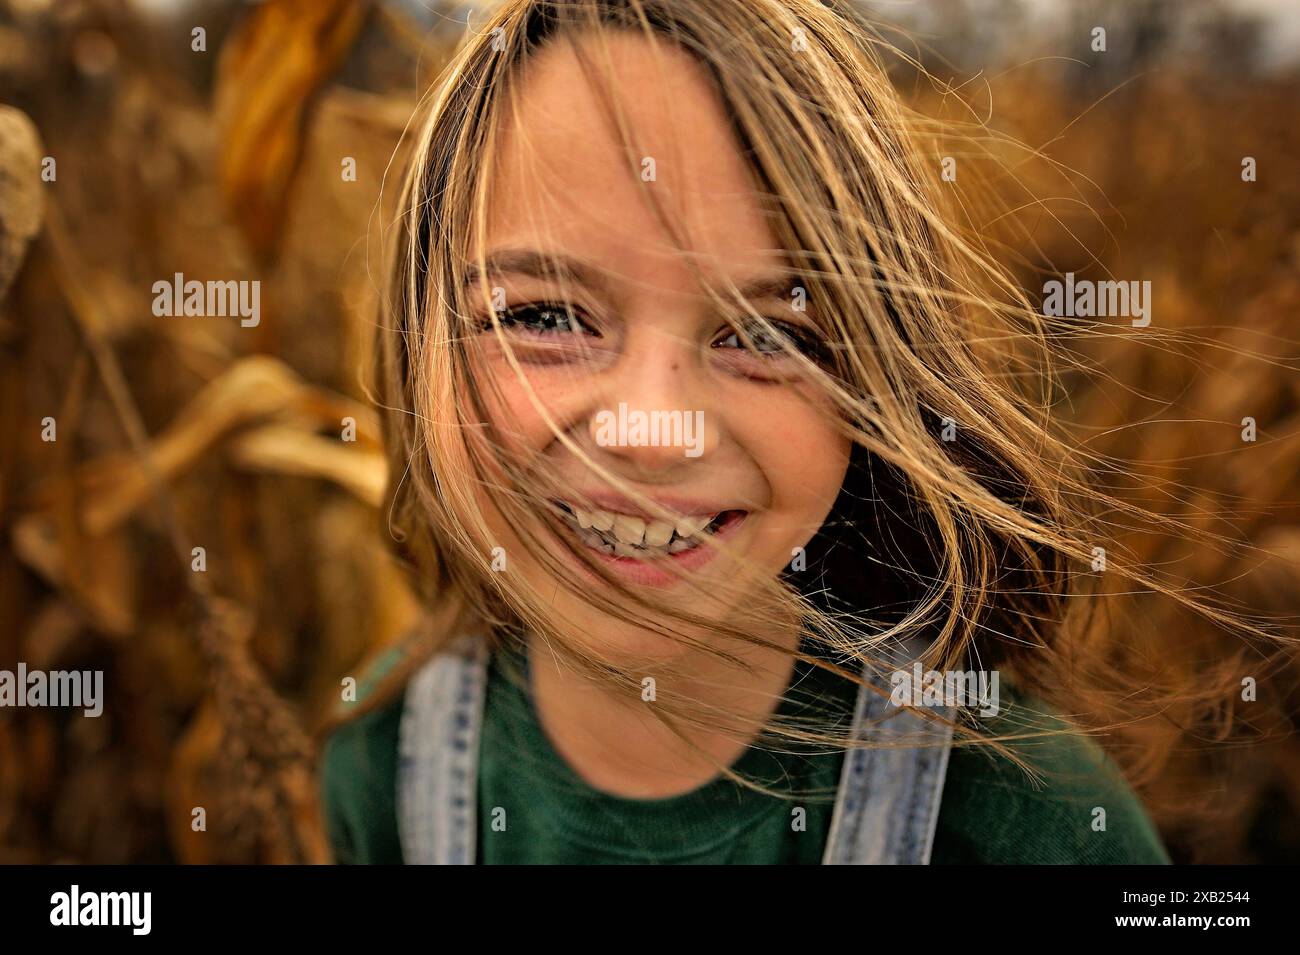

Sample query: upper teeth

[571,506,716,547]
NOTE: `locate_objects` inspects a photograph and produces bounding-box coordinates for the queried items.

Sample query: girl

[320,0,1272,864]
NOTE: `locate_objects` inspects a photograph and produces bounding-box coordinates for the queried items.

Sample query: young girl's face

[466,33,851,661]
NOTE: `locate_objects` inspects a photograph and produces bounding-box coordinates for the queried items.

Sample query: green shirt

[478,642,854,864]
[321,646,1171,865]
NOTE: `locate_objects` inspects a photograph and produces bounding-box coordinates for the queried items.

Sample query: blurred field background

[0,0,1297,863]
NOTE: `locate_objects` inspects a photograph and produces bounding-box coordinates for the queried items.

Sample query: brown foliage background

[0,0,1297,863]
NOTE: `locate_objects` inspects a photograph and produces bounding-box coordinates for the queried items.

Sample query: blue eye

[713,320,825,361]
[495,303,597,337]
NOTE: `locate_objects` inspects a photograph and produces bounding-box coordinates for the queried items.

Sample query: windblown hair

[339,0,1290,849]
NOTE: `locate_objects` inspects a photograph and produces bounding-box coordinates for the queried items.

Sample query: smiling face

[463,32,851,663]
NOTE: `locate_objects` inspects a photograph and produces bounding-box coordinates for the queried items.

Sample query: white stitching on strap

[821,637,955,865]
[398,636,487,865]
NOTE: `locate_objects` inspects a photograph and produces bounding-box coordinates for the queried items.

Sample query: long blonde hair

[345,0,1288,814]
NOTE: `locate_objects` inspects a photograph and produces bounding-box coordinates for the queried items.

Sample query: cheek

[474,352,574,455]
[454,354,549,542]
[468,356,590,545]
[730,390,850,527]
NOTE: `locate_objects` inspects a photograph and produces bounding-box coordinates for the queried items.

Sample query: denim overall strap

[397,635,487,865]
[820,637,955,865]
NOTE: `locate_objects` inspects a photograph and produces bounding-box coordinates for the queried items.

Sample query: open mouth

[550,499,747,561]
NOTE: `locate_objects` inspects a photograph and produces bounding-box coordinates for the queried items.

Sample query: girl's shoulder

[319,646,408,864]
[931,689,1171,865]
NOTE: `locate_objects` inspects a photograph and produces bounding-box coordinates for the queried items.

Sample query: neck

[526,623,801,799]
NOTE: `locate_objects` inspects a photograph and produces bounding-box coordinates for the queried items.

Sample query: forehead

[477,31,783,292]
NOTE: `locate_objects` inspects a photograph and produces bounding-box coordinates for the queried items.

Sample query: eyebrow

[463,248,798,302]
[463,249,609,294]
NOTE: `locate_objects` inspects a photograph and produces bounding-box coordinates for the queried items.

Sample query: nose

[585,327,719,477]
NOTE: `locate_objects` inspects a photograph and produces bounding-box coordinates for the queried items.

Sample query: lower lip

[557,511,750,588]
